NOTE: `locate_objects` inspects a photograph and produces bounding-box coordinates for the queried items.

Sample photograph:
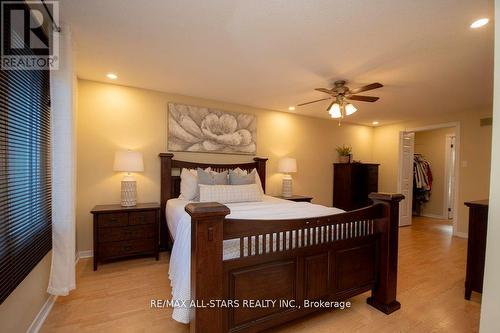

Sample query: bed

[159,153,403,333]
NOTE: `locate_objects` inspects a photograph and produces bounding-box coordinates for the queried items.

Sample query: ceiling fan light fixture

[297,80,383,121]
[328,103,342,118]
[345,103,357,116]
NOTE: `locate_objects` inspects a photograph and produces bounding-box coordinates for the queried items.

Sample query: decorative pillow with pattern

[198,184,263,203]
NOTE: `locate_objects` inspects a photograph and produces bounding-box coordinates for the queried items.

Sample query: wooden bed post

[185,202,230,333]
[366,192,404,314]
[159,153,174,250]
[253,157,268,193]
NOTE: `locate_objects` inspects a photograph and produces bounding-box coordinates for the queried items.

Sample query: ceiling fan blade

[348,82,383,94]
[314,88,335,94]
[297,97,331,106]
[347,95,379,102]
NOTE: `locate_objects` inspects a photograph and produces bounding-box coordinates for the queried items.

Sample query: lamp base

[121,178,137,207]
[282,175,293,198]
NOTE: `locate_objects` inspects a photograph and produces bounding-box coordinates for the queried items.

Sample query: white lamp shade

[113,151,144,172]
[345,103,357,116]
[278,157,297,173]
[328,103,342,118]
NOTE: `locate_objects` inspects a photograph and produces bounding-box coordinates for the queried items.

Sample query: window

[0,9,52,303]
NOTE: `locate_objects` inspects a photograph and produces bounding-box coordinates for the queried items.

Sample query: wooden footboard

[185,193,404,333]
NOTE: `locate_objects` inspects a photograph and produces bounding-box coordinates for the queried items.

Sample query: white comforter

[167,196,344,324]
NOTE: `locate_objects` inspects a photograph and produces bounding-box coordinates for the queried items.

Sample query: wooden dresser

[333,163,379,211]
[91,203,160,270]
[464,199,489,300]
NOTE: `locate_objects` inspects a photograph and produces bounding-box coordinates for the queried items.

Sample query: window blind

[0,19,52,304]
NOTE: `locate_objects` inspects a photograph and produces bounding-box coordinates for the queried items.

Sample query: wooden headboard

[158,153,268,250]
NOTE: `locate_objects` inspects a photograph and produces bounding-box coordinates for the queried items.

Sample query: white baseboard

[27,251,92,333]
[454,231,468,238]
[74,250,93,265]
[78,250,93,259]
[26,294,58,333]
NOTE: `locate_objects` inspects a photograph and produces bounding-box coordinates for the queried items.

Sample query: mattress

[166,195,305,240]
[166,196,344,324]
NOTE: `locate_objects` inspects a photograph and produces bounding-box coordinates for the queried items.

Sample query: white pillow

[179,167,211,200]
[231,167,264,195]
[254,169,265,195]
[199,184,263,203]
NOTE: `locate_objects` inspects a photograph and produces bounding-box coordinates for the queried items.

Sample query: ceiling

[60,0,494,125]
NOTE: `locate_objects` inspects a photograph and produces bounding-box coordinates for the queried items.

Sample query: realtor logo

[1,0,59,70]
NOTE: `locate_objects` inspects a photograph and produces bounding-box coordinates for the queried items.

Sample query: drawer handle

[123,245,132,251]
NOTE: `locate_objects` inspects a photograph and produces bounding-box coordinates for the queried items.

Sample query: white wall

[479,1,500,331]
[373,111,492,236]
[76,79,376,252]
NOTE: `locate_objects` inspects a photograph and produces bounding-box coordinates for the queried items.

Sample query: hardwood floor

[41,217,481,333]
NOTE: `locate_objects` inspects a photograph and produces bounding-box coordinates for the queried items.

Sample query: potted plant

[336,144,352,163]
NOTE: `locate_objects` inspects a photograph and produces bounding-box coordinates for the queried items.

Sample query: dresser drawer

[91,203,160,270]
[99,239,155,259]
[129,211,156,225]
[98,224,155,242]
[98,213,128,228]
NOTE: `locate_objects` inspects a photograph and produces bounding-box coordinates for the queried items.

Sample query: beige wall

[414,127,456,218]
[480,1,500,330]
[0,252,51,333]
[76,79,375,252]
[373,110,492,235]
[77,79,493,248]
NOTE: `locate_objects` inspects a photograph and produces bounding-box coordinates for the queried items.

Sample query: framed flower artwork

[167,103,257,155]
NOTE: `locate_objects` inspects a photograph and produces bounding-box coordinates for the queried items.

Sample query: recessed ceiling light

[470,18,489,29]
[288,106,295,111]
[106,73,118,80]
[372,121,379,125]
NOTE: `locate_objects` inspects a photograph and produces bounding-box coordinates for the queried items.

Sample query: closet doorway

[397,122,460,236]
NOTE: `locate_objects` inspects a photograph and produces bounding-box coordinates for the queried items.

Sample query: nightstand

[91,202,160,271]
[274,195,313,203]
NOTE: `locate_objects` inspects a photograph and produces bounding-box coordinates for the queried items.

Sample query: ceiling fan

[297,80,383,124]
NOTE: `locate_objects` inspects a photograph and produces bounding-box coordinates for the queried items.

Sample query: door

[398,131,414,226]
[445,135,456,219]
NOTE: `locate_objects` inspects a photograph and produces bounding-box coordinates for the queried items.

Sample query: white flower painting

[167,103,257,155]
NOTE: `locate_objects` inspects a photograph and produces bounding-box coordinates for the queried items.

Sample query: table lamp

[278,157,297,198]
[113,150,144,206]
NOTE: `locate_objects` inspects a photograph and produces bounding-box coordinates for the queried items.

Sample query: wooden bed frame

[159,153,403,333]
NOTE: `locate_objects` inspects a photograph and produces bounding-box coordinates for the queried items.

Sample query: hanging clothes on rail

[413,154,433,216]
